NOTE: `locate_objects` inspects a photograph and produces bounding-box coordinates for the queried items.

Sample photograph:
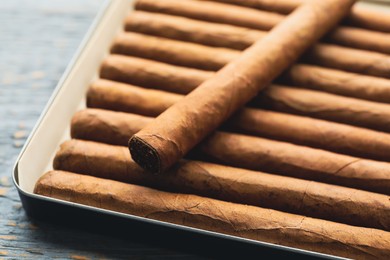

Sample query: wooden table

[0,1,204,258]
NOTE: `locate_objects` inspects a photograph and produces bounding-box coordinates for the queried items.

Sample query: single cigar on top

[135,0,390,55]
[203,0,390,33]
[87,81,390,161]
[256,85,390,132]
[53,139,390,231]
[125,12,390,78]
[71,109,390,195]
[100,55,390,132]
[35,171,390,259]
[128,1,356,174]
[111,33,390,102]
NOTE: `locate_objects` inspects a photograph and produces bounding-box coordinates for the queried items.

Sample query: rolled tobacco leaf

[128,1,356,173]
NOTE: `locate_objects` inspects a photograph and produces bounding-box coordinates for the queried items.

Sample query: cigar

[100,55,212,94]
[125,11,264,50]
[257,85,390,132]
[53,139,390,231]
[203,0,300,14]
[71,110,390,194]
[281,64,390,103]
[125,12,390,78]
[303,43,390,78]
[86,82,390,161]
[135,0,390,55]
[346,5,390,33]
[135,0,284,31]
[110,32,239,71]
[35,170,390,259]
[100,55,208,94]
[123,11,253,49]
[100,56,390,131]
[87,80,182,116]
[128,1,355,174]
[326,26,390,55]
[111,33,390,102]
[203,0,390,33]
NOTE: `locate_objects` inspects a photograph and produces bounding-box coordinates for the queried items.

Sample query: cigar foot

[129,136,160,174]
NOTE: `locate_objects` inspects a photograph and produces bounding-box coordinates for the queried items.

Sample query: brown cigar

[135,0,285,31]
[128,1,355,174]
[203,0,390,33]
[198,131,390,195]
[281,64,390,103]
[135,0,390,54]
[35,170,390,259]
[326,26,390,55]
[202,0,300,14]
[100,55,212,94]
[303,43,390,78]
[71,110,390,194]
[125,12,390,78]
[87,82,390,161]
[87,80,182,116]
[125,11,264,50]
[346,5,390,33]
[257,85,390,132]
[111,33,390,102]
[110,32,239,71]
[53,139,390,231]
[100,56,390,132]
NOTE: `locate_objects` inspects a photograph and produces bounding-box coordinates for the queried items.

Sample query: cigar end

[129,135,161,174]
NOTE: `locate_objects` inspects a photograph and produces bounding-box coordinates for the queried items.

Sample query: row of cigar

[34,0,390,259]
